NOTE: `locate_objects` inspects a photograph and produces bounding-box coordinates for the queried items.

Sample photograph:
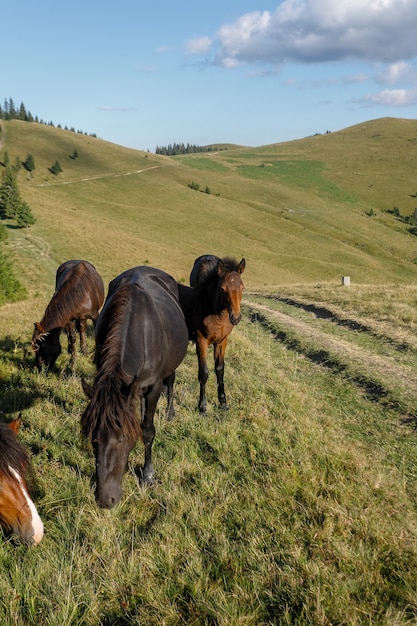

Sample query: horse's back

[98,266,188,383]
[55,260,104,314]
[56,259,98,286]
[108,265,180,304]
[190,255,220,287]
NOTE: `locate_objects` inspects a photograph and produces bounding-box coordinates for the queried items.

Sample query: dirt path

[9,233,52,258]
[34,165,162,187]
[244,298,417,406]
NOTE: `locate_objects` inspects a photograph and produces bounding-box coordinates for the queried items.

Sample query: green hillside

[2,116,417,298]
[2,118,417,624]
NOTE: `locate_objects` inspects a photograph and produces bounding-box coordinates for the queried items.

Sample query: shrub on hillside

[49,160,62,175]
[0,224,26,304]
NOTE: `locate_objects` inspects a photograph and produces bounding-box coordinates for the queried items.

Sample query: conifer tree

[0,162,21,219]
[16,200,36,227]
[0,155,36,226]
[23,154,36,173]
[49,160,62,175]
[18,102,27,121]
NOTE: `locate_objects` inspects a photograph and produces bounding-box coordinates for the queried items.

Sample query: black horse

[32,260,104,370]
[177,255,245,413]
[81,266,188,508]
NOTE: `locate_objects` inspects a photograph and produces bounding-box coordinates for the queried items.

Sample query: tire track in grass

[244,299,417,414]
[249,292,417,352]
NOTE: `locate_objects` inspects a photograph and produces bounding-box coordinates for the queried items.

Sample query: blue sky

[2,0,417,152]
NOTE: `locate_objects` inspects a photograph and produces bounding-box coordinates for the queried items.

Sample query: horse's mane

[0,424,29,478]
[41,262,98,330]
[219,256,242,274]
[81,284,142,444]
[81,376,141,444]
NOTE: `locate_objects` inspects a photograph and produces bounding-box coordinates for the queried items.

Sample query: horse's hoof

[142,470,154,487]
[133,465,154,487]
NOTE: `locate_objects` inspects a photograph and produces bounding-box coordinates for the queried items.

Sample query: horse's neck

[203,282,225,315]
[40,297,67,332]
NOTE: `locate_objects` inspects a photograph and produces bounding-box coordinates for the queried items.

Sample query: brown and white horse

[0,418,44,546]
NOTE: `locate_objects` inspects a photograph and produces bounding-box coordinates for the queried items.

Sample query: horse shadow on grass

[0,336,42,415]
[0,332,95,422]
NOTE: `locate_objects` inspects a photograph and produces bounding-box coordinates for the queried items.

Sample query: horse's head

[32,322,62,371]
[0,419,44,546]
[218,258,245,325]
[92,428,136,509]
[81,379,139,509]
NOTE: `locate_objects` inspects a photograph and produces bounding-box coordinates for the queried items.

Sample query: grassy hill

[2,118,417,625]
[2,116,417,297]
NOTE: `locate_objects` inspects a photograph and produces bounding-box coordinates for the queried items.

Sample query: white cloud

[156,46,171,55]
[362,88,417,106]
[345,73,370,84]
[185,36,212,55]
[189,0,417,66]
[376,62,417,85]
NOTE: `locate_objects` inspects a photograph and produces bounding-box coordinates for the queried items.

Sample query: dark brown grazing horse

[81,266,188,509]
[0,417,44,546]
[32,260,105,371]
[177,254,245,413]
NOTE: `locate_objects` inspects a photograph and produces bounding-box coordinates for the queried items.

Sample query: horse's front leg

[78,318,88,354]
[140,383,161,485]
[196,335,209,413]
[66,321,77,364]
[214,337,229,410]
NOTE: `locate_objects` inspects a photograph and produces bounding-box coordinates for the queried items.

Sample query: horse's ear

[217,259,224,276]
[238,258,246,274]
[81,378,94,398]
[9,414,22,434]
[34,321,44,333]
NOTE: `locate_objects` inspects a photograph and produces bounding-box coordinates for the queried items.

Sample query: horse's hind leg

[162,372,176,421]
[214,338,229,410]
[78,318,88,354]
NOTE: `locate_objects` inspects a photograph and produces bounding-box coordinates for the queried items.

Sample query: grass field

[1,118,417,624]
